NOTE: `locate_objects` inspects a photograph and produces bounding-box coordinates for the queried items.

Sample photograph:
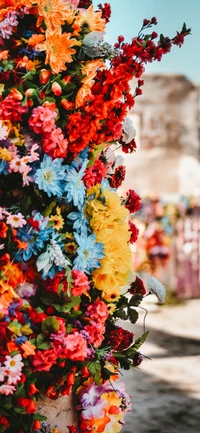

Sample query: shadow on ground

[119,321,200,433]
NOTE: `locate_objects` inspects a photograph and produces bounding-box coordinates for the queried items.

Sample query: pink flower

[84,322,105,348]
[63,332,88,361]
[28,106,57,135]
[0,384,16,395]
[6,213,26,228]
[71,270,90,296]
[85,299,109,324]
[42,127,68,158]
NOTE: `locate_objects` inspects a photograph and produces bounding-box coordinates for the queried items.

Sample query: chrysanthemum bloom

[44,29,77,74]
[36,0,71,29]
[76,5,106,32]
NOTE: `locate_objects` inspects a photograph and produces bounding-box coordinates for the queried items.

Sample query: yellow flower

[50,206,64,230]
[0,147,12,162]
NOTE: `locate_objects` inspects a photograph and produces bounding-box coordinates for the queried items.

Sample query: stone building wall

[120,74,200,196]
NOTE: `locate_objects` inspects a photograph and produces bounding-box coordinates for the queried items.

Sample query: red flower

[0,95,28,122]
[128,221,139,243]
[125,189,141,213]
[28,383,39,396]
[32,349,57,372]
[33,420,41,431]
[16,398,36,414]
[129,276,146,295]
[0,322,8,345]
[109,165,126,188]
[121,138,137,153]
[83,159,107,188]
[98,3,111,23]
[0,222,8,238]
[71,270,89,296]
[107,326,134,351]
[0,415,10,429]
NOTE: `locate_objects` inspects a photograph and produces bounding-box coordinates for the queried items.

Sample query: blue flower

[34,155,66,197]
[0,159,8,175]
[64,160,88,210]
[68,211,89,235]
[16,224,53,261]
[73,233,105,274]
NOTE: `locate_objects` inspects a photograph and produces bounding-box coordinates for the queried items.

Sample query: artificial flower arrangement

[131,195,200,275]
[0,1,190,432]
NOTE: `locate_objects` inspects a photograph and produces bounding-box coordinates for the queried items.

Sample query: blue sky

[93,0,199,84]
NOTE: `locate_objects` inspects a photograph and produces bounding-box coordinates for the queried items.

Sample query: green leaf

[36,333,51,350]
[65,267,73,297]
[133,331,149,350]
[14,406,26,414]
[129,294,143,307]
[115,309,128,320]
[53,296,80,313]
[128,308,139,324]
[42,317,59,333]
[14,383,25,398]
[33,413,47,421]
[86,361,101,385]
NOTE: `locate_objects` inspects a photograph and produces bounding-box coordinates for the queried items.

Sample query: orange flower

[36,0,70,30]
[44,29,77,74]
[28,33,45,47]
[77,5,106,32]
[7,341,18,353]
[21,340,36,358]
[0,50,9,61]
[0,0,22,20]
[16,56,41,71]
[75,59,105,108]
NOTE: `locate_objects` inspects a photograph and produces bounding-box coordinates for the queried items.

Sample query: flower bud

[10,88,23,101]
[25,88,35,97]
[39,69,51,85]
[52,81,62,96]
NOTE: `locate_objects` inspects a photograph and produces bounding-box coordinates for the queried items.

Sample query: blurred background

[94,1,200,432]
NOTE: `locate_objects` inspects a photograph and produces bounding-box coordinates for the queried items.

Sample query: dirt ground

[120,298,200,433]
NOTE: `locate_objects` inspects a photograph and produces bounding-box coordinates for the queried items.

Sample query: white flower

[0,366,5,382]
[6,212,27,228]
[83,31,105,47]
[15,283,37,298]
[122,117,136,144]
[147,276,166,303]
[4,354,23,373]
[0,120,8,140]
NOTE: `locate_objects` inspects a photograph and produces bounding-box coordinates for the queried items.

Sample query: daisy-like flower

[0,383,16,395]
[6,212,27,228]
[77,5,106,32]
[44,28,77,74]
[147,276,166,303]
[4,354,24,373]
[36,0,71,29]
[34,154,66,197]
[73,233,105,274]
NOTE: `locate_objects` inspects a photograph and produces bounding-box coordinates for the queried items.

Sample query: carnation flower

[63,332,88,361]
[28,106,57,135]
